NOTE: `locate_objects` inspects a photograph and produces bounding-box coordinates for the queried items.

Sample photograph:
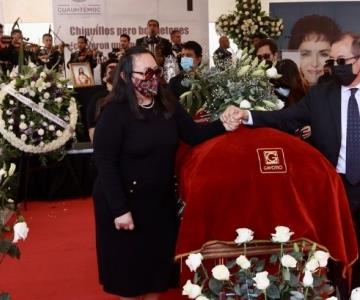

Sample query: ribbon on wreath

[0,83,69,129]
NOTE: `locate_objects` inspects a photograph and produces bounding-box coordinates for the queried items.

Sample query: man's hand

[114,212,135,231]
[220,105,249,131]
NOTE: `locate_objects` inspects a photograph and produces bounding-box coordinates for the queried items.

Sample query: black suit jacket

[135,36,171,51]
[252,81,343,168]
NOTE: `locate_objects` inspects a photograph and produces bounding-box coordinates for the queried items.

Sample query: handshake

[219,105,250,131]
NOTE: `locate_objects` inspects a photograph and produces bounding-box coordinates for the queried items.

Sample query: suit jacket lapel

[328,83,342,144]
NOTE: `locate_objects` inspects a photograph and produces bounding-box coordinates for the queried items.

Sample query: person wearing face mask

[92,47,239,300]
[222,32,360,296]
[168,40,202,99]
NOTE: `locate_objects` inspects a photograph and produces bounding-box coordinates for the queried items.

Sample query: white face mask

[275,87,290,98]
[180,57,194,71]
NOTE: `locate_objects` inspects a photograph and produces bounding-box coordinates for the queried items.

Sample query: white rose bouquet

[215,0,283,49]
[180,48,283,119]
[182,226,335,300]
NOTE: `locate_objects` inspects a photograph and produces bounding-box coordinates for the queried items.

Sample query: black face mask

[332,64,357,86]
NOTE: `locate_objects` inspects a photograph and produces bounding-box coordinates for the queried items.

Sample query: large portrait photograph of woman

[270,2,360,87]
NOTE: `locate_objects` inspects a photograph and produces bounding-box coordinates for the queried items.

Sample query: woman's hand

[298,125,312,139]
[114,212,135,231]
[220,105,243,131]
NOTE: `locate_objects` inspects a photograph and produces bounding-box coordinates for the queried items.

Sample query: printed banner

[53,0,209,58]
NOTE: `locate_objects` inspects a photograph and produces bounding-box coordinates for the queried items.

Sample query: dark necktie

[346,88,360,185]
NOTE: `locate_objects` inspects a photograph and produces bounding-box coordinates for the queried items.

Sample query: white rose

[266,67,278,78]
[253,271,270,290]
[30,121,35,127]
[276,99,285,110]
[30,81,36,87]
[196,296,210,300]
[351,287,360,300]
[56,130,63,137]
[46,82,51,88]
[20,134,27,141]
[39,142,45,147]
[20,114,25,120]
[305,257,319,272]
[239,100,252,109]
[7,198,14,203]
[40,72,47,78]
[43,92,50,100]
[235,228,254,244]
[182,280,202,299]
[0,168,7,180]
[57,83,63,88]
[281,254,297,268]
[48,125,55,131]
[37,129,45,136]
[13,222,29,243]
[236,255,251,269]
[8,125,13,131]
[314,250,330,267]
[42,122,48,127]
[6,110,12,116]
[302,270,313,287]
[19,122,28,130]
[29,90,36,97]
[9,100,14,105]
[271,226,294,243]
[8,118,14,124]
[185,253,203,272]
[223,27,228,32]
[8,163,16,176]
[212,265,230,281]
[326,297,338,300]
[55,97,63,103]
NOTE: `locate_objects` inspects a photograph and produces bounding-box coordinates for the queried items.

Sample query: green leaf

[288,272,300,288]
[269,254,278,264]
[267,283,280,299]
[255,259,265,272]
[209,278,223,295]
[234,284,242,296]
[311,243,317,252]
[226,259,237,269]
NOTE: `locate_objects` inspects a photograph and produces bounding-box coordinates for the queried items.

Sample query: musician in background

[170,30,182,58]
[67,35,97,70]
[108,34,130,60]
[0,29,36,71]
[37,33,64,70]
[136,19,171,55]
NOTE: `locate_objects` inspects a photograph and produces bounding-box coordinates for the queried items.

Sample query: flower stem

[244,243,247,256]
[264,289,268,300]
[304,287,309,300]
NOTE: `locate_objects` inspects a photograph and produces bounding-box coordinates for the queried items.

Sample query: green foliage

[215,0,283,49]
[180,49,282,119]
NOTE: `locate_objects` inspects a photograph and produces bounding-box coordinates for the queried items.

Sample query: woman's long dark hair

[275,59,307,106]
[96,46,176,120]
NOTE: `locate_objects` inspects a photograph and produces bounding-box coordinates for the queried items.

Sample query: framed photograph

[69,62,95,88]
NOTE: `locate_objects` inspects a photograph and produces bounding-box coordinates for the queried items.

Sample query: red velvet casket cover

[175,127,358,276]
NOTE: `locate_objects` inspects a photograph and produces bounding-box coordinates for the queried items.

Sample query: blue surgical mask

[180,57,193,71]
[275,87,290,98]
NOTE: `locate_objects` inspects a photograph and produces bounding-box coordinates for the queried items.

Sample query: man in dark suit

[136,19,171,55]
[223,32,360,293]
[213,36,232,69]
[168,40,202,99]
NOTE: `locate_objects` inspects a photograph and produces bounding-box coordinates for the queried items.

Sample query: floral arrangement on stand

[215,0,283,49]
[0,63,78,156]
[182,226,339,300]
[180,49,284,119]
[0,162,29,300]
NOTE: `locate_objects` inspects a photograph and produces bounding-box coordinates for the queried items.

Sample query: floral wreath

[216,0,283,49]
[0,64,78,154]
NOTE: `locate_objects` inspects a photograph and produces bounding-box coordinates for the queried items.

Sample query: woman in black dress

[93,47,238,300]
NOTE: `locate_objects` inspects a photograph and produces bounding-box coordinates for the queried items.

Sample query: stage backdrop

[269,1,360,85]
[52,0,209,60]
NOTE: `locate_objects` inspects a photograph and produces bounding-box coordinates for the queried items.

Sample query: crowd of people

[1,15,359,300]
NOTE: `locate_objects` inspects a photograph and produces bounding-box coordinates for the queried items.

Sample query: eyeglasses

[257,54,271,60]
[325,56,360,66]
[132,67,163,80]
